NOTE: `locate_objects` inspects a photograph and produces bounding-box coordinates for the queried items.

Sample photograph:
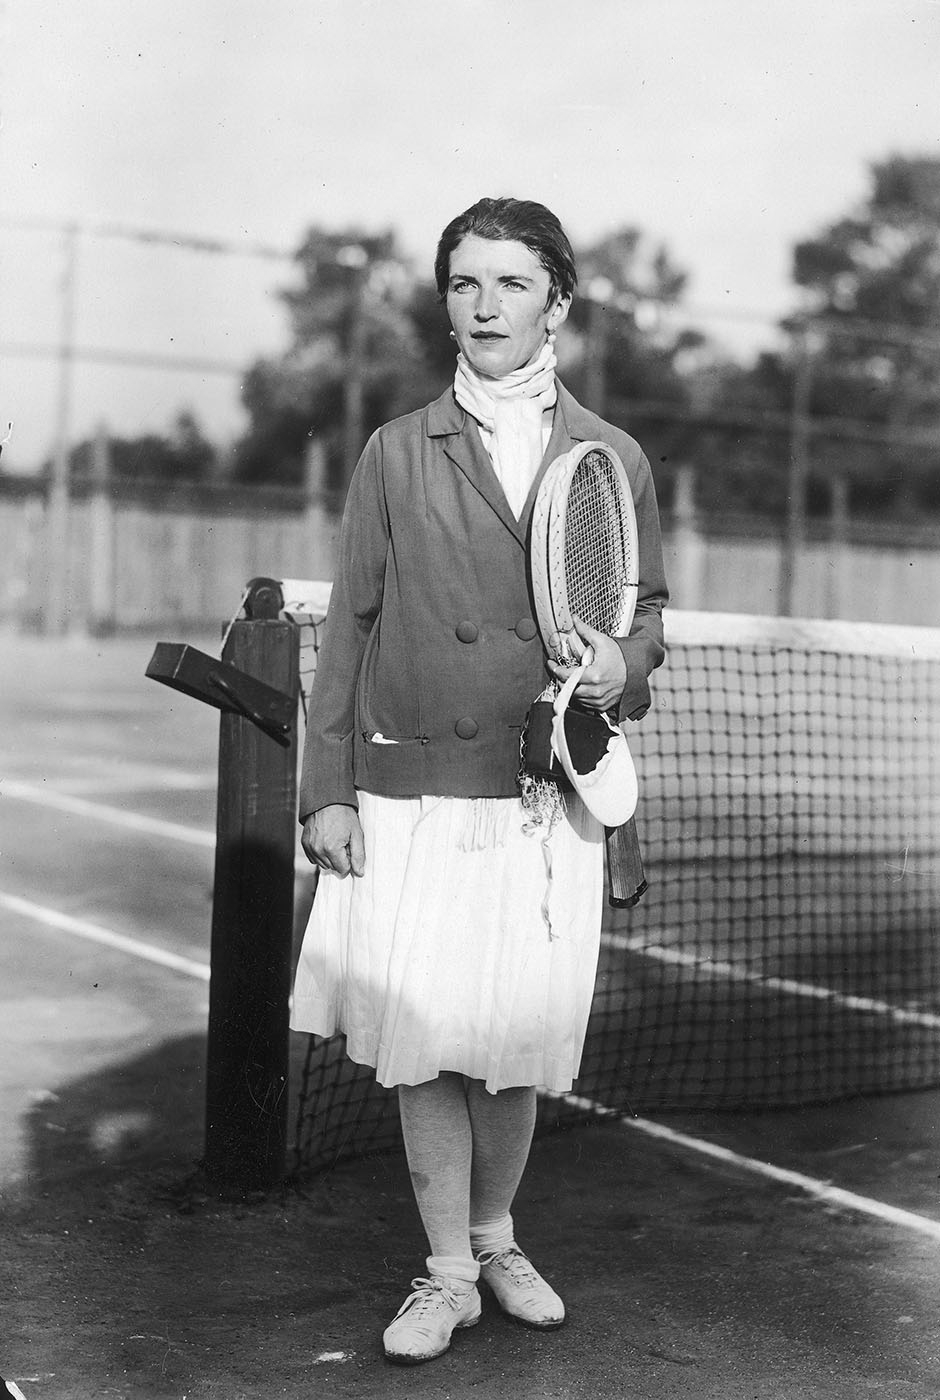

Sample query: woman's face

[446,234,570,378]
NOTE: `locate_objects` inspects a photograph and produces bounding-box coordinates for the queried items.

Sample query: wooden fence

[1,466,939,632]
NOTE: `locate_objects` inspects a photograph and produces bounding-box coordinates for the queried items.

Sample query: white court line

[553,1092,940,1242]
[602,930,940,1032]
[2,780,215,848]
[47,770,217,796]
[7,785,930,1023]
[1,779,314,876]
[9,884,938,1242]
[7,842,936,1241]
[0,891,211,982]
[8,782,930,1022]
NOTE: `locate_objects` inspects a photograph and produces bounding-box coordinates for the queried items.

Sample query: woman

[291,197,668,1365]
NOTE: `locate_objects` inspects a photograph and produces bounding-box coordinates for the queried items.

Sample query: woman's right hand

[301,804,366,878]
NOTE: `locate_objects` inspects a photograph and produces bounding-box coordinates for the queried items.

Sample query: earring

[449,330,457,341]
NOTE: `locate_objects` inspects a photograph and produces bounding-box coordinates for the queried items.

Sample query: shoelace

[392,1276,466,1322]
[475,1246,540,1288]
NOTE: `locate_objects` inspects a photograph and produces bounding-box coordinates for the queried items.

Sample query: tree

[686,155,940,525]
[60,410,216,484]
[407,279,461,395]
[231,220,711,497]
[233,228,431,489]
[688,351,797,519]
[789,154,940,516]
[563,227,693,403]
[557,227,709,504]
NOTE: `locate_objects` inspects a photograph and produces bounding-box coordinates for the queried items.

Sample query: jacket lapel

[427,388,529,544]
[426,381,604,547]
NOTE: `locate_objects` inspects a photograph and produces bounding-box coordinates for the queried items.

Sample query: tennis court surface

[1,625,939,1399]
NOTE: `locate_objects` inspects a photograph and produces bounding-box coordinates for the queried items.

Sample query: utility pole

[46,222,80,635]
[1,216,296,631]
[780,325,815,617]
[337,244,368,487]
[585,276,613,419]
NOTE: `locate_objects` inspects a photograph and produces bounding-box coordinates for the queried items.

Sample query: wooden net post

[203,578,299,1192]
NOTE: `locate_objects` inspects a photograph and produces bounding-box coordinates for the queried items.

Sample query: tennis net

[287,604,940,1175]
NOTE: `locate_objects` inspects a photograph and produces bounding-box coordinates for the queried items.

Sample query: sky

[1,0,938,472]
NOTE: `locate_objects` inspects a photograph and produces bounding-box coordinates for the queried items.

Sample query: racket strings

[563,454,636,636]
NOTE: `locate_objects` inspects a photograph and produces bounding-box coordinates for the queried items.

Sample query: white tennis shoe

[382,1275,482,1364]
[476,1245,566,1329]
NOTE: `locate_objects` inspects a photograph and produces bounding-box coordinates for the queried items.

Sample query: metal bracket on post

[146,643,294,741]
[146,578,295,742]
[146,577,299,1193]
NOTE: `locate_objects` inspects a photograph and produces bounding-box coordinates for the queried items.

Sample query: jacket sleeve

[615,449,668,724]
[298,432,389,820]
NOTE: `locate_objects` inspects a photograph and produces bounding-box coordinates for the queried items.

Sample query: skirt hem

[289,1011,581,1095]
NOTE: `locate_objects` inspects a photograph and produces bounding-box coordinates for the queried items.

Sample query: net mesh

[288,607,940,1176]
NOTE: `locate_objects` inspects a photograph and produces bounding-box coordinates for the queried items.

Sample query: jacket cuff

[298,797,360,825]
[298,734,358,823]
[615,635,662,722]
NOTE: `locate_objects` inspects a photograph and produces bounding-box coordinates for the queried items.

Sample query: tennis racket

[529,440,647,907]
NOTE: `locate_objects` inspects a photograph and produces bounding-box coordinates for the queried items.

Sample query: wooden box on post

[204,579,299,1193]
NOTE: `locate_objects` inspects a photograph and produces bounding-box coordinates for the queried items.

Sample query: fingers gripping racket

[529,441,647,907]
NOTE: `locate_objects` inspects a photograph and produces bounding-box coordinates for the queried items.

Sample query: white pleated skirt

[290,790,604,1093]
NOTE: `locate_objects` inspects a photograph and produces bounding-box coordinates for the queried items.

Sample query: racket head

[530,441,640,662]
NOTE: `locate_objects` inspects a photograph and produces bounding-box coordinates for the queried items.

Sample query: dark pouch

[523,698,617,785]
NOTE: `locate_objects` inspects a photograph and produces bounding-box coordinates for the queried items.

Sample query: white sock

[470,1212,515,1257]
[426,1254,480,1288]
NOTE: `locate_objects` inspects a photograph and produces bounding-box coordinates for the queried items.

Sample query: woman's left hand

[546,616,627,713]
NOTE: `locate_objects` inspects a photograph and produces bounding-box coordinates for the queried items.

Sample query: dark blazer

[299,381,668,819]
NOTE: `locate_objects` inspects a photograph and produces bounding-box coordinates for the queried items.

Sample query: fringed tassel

[519,771,566,835]
[518,702,566,940]
[518,684,567,841]
[538,832,555,940]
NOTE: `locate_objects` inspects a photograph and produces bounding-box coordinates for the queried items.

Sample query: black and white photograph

[1,2,938,1396]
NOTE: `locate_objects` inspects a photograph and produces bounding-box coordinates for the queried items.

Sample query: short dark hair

[434,197,578,305]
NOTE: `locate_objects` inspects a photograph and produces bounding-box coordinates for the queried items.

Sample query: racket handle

[605,817,648,908]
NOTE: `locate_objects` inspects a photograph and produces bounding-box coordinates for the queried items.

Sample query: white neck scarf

[454,339,557,518]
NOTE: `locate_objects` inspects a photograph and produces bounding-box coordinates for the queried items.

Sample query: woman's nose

[474,285,500,320]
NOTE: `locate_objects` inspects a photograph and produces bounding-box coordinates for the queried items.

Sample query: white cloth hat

[550,666,638,826]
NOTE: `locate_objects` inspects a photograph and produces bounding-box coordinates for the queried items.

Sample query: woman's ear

[548,296,571,332]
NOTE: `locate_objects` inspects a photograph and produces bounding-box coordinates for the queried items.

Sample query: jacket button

[455,620,479,643]
[514,617,538,641]
[455,717,479,739]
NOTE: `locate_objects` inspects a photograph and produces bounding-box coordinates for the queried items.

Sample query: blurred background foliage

[50,154,940,524]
